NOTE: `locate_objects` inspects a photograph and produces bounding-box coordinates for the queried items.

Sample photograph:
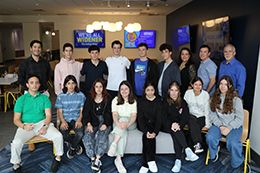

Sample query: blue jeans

[206,125,243,168]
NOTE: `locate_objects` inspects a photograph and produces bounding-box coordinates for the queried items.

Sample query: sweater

[137,97,162,135]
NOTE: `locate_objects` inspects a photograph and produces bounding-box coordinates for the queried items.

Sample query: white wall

[0,15,166,60]
[250,45,260,155]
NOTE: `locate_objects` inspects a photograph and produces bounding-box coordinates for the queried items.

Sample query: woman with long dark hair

[184,76,210,153]
[178,47,196,97]
[82,79,112,173]
[206,75,244,169]
[107,80,137,173]
[163,81,198,172]
[138,82,162,173]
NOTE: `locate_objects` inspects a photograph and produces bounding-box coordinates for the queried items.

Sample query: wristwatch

[43,124,49,128]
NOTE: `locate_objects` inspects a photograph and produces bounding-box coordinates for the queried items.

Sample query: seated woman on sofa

[184,76,210,154]
[163,81,199,173]
[206,75,244,169]
[82,79,112,173]
[107,81,137,173]
[138,82,162,173]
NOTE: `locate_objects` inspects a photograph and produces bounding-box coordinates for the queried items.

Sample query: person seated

[162,81,199,173]
[82,79,112,173]
[107,81,137,173]
[138,82,162,173]
[55,75,86,159]
[206,75,244,169]
[10,74,63,173]
[184,76,210,153]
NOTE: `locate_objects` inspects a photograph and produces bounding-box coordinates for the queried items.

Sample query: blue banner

[74,30,105,48]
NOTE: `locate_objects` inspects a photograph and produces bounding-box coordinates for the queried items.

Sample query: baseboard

[251,148,260,165]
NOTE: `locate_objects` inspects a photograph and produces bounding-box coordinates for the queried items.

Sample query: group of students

[10,39,246,173]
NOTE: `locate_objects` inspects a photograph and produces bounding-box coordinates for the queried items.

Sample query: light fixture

[124,23,142,33]
[51,32,55,36]
[127,0,130,8]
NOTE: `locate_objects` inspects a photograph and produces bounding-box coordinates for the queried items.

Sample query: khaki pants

[10,120,64,164]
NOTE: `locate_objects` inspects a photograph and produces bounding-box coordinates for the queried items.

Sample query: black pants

[170,130,188,159]
[60,120,84,148]
[142,133,156,167]
[107,90,118,99]
[188,115,205,145]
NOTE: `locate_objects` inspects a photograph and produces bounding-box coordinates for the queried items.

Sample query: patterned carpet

[0,142,259,173]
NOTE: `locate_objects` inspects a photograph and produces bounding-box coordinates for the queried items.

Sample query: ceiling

[0,0,192,16]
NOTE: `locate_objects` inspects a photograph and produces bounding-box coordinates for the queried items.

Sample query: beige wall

[0,15,166,60]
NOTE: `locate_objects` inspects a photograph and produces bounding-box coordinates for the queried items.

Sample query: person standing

[129,43,158,97]
[197,45,217,95]
[105,40,130,98]
[18,40,51,94]
[218,44,246,97]
[80,45,108,96]
[157,43,181,99]
[54,43,83,95]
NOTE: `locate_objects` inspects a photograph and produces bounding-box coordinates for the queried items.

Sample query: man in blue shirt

[197,45,217,95]
[218,44,246,97]
[129,43,158,97]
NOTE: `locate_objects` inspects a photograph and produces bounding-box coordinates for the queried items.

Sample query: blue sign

[177,25,190,46]
[124,30,156,48]
[74,30,105,48]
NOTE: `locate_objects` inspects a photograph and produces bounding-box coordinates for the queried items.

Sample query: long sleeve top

[210,96,244,130]
[184,89,210,127]
[162,99,190,132]
[82,98,112,128]
[137,97,162,135]
[54,58,83,95]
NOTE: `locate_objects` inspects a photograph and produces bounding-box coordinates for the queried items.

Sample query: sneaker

[185,147,199,161]
[139,166,149,173]
[212,146,220,162]
[114,158,127,173]
[107,142,117,157]
[171,159,181,173]
[66,148,76,159]
[147,161,158,172]
[75,145,83,155]
[194,143,204,154]
[50,158,61,173]
[13,165,23,173]
[91,159,102,171]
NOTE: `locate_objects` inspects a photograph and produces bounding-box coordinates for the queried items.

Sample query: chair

[205,109,251,173]
[4,85,22,112]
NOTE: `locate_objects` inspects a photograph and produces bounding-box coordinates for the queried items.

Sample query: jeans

[206,125,243,168]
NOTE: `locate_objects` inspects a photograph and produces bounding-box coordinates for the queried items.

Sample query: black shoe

[13,166,23,173]
[194,142,204,154]
[51,158,61,173]
[75,145,83,155]
[67,147,76,159]
[91,159,102,171]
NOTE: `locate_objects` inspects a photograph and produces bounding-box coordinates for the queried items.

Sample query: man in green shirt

[10,74,63,173]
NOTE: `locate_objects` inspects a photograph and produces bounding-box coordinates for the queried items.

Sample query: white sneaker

[171,159,181,172]
[107,142,117,157]
[185,147,199,161]
[148,161,158,172]
[194,142,204,154]
[114,158,127,173]
[139,166,149,173]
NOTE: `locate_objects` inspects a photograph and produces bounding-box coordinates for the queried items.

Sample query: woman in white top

[184,76,210,154]
[107,80,137,173]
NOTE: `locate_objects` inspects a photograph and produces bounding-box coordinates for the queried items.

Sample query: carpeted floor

[1,142,259,173]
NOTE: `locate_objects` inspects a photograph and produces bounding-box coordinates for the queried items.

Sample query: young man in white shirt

[105,40,130,98]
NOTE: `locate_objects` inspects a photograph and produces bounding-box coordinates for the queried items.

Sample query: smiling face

[181,49,191,63]
[112,44,121,56]
[224,45,236,62]
[94,82,103,96]
[219,79,229,95]
[169,85,180,101]
[66,79,76,93]
[30,43,42,57]
[63,47,73,60]
[120,84,130,99]
[192,80,203,94]
[145,85,155,99]
[26,76,40,93]
[199,47,210,61]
